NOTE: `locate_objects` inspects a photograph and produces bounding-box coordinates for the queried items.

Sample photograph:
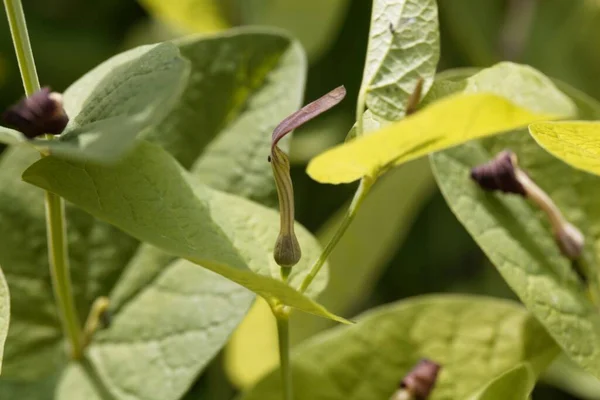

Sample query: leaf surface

[469,363,535,400]
[430,62,600,379]
[22,141,336,320]
[307,92,557,184]
[360,0,440,120]
[239,295,558,400]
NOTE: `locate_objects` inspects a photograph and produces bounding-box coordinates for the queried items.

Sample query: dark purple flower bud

[271,86,347,269]
[471,150,585,261]
[470,150,526,196]
[2,87,68,139]
[391,359,441,400]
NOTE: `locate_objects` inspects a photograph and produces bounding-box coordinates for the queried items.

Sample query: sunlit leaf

[137,0,228,33]
[360,0,440,121]
[307,92,557,184]
[529,121,600,177]
[239,295,558,400]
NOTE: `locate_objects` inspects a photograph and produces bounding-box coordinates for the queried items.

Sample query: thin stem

[4,0,83,358]
[45,192,83,358]
[3,0,39,96]
[299,176,374,293]
[275,307,292,400]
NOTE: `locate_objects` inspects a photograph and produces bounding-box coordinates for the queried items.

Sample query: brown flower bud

[390,359,441,400]
[2,87,68,138]
[471,150,585,261]
[470,150,526,196]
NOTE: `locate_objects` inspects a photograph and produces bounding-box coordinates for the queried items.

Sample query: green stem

[275,307,292,400]
[45,192,83,359]
[3,0,39,96]
[299,176,374,293]
[4,0,83,358]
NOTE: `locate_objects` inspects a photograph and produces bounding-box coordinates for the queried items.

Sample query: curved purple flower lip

[270,86,346,269]
[271,85,346,151]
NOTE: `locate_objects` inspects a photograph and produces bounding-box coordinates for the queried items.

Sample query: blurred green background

[2,0,600,399]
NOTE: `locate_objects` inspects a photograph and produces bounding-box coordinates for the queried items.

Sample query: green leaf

[0,267,9,374]
[0,127,26,146]
[469,363,535,400]
[0,146,254,399]
[360,0,440,121]
[235,0,351,62]
[529,121,600,177]
[307,92,557,184]
[239,295,558,400]
[137,0,349,62]
[22,141,338,320]
[0,30,318,397]
[145,29,306,206]
[431,137,600,379]
[225,159,435,389]
[429,62,600,379]
[35,42,190,163]
[56,257,253,400]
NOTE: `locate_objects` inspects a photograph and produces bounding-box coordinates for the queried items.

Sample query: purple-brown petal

[271,85,346,149]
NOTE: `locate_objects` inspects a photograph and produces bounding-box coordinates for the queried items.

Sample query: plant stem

[274,306,293,400]
[45,192,83,358]
[3,0,83,358]
[299,176,374,293]
[3,0,39,96]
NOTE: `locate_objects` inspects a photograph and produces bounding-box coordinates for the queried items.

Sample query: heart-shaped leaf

[239,295,558,400]
[307,92,558,184]
[22,141,337,320]
[0,29,322,400]
[431,133,600,380]
[429,62,600,379]
[360,0,440,121]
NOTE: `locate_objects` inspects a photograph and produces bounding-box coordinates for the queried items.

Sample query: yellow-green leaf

[137,0,228,33]
[239,295,558,400]
[469,363,535,400]
[529,121,600,176]
[307,92,556,184]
